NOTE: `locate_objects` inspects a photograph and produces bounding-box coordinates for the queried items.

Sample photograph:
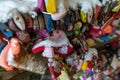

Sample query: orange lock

[101,24,114,35]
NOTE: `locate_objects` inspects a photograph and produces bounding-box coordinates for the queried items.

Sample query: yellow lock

[86,38,96,47]
[80,11,87,23]
[46,0,57,13]
[81,61,88,70]
[74,21,82,29]
[112,1,120,12]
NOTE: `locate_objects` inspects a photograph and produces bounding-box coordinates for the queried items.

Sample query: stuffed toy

[32,30,73,58]
[32,30,70,80]
[0,38,20,71]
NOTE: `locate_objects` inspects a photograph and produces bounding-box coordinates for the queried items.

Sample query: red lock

[87,61,94,69]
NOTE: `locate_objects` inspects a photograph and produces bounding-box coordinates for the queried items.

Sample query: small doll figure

[32,30,73,58]
[32,30,73,80]
[0,38,20,71]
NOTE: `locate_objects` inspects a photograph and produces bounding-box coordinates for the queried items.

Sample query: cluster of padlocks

[0,0,120,80]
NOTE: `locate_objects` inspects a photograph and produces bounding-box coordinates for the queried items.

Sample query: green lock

[74,21,82,36]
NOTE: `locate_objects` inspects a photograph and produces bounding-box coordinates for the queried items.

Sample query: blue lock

[45,14,54,32]
[0,24,13,38]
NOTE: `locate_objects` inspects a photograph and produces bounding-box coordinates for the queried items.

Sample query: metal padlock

[12,9,25,31]
[33,13,45,30]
